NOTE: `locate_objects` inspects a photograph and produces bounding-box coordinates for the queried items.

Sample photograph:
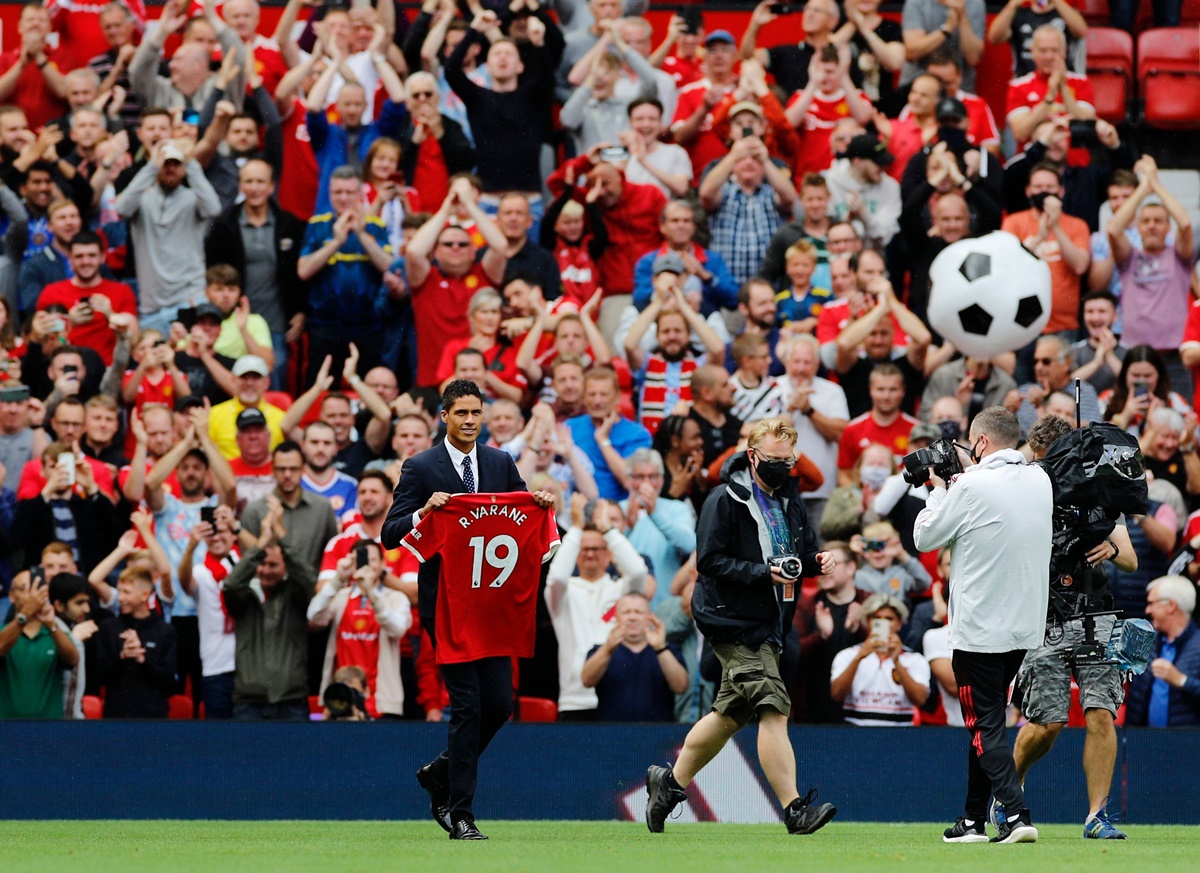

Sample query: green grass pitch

[1,821,1196,873]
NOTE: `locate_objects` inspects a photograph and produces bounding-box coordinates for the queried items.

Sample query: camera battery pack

[1106,618,1156,674]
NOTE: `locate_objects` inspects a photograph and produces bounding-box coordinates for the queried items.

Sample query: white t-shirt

[831,644,931,726]
[776,374,849,499]
[922,625,963,727]
[624,143,693,196]
[192,559,238,677]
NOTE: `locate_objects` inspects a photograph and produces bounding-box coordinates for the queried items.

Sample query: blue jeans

[138,305,183,338]
[202,671,235,720]
[1110,0,1181,31]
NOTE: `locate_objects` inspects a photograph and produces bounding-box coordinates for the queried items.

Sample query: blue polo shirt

[300,214,391,331]
[565,414,652,500]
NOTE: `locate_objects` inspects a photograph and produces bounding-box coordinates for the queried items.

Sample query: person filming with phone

[830,592,930,725]
[0,566,80,719]
[914,406,1053,843]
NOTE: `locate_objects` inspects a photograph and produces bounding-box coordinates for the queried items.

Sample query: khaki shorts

[1016,615,1125,725]
[711,642,791,727]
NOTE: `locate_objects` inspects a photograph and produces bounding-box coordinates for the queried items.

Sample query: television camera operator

[1004,414,1137,840]
[913,407,1052,844]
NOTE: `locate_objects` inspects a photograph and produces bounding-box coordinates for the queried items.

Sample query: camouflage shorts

[1016,615,1124,725]
[711,642,791,727]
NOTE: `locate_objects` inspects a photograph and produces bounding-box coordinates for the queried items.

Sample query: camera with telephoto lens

[323,682,366,720]
[901,438,965,486]
[768,554,802,580]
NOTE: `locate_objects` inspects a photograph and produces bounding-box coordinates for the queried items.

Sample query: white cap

[232,355,269,377]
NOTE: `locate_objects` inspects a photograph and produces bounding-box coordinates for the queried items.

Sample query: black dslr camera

[323,682,366,721]
[901,438,964,486]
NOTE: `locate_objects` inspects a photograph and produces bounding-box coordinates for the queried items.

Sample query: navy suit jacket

[381,442,526,635]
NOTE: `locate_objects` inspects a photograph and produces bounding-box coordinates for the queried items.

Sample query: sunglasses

[1033,356,1063,365]
[862,539,888,552]
[439,240,472,248]
[410,91,435,99]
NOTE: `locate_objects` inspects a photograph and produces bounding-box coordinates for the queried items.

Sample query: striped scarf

[639,354,697,436]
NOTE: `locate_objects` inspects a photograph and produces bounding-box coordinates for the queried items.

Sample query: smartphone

[1133,380,1150,398]
[871,618,890,644]
[154,339,168,348]
[58,451,77,487]
[741,126,753,139]
[355,544,370,569]
[62,363,79,375]
[177,307,198,331]
[31,566,46,588]
[679,7,703,34]
[200,506,216,527]
[599,146,630,163]
[0,384,30,403]
[47,317,67,334]
[939,126,969,150]
[770,3,799,13]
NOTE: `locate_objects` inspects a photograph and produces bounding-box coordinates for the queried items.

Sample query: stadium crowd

[0,0,1198,727]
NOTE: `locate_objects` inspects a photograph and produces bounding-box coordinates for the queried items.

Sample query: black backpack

[1038,422,1149,577]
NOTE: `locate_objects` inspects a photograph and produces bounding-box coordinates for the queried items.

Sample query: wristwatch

[16,614,28,627]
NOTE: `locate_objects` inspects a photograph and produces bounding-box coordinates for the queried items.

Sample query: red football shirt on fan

[671,79,737,179]
[1181,300,1200,410]
[1005,70,1096,163]
[402,492,560,665]
[250,38,288,97]
[336,593,383,717]
[815,299,908,348]
[788,88,864,179]
[0,48,68,130]
[411,263,492,388]
[837,411,921,471]
[37,278,138,365]
[278,100,320,220]
[662,54,704,90]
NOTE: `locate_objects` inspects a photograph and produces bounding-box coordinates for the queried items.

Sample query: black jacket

[691,452,821,648]
[397,115,475,191]
[204,200,308,319]
[95,612,177,718]
[11,492,117,576]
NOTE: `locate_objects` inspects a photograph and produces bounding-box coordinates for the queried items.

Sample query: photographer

[913,406,1052,844]
[644,419,838,837]
[1003,414,1136,840]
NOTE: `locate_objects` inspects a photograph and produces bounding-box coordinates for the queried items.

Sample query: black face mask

[969,439,984,464]
[754,455,792,490]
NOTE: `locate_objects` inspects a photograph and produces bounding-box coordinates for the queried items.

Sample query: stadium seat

[1078,0,1112,26]
[1182,0,1200,27]
[168,695,195,720]
[264,390,294,410]
[81,695,102,720]
[1137,28,1200,130]
[517,696,558,722]
[1085,28,1134,124]
[308,695,322,715]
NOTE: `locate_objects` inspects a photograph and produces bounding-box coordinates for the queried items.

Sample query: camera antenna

[1074,378,1081,429]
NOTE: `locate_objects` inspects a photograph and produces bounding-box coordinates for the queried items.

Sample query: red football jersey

[401,492,560,665]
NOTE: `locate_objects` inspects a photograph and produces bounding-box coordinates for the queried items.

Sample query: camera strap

[753,484,794,601]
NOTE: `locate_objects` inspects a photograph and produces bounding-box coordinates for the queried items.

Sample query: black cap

[842,134,895,166]
[195,302,224,322]
[936,97,968,123]
[236,407,268,431]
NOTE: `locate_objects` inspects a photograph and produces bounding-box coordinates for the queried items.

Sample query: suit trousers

[952,649,1028,821]
[431,656,514,823]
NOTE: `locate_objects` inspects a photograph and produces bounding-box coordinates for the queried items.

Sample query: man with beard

[240,441,339,572]
[688,365,742,469]
[726,279,783,376]
[208,354,325,460]
[116,140,222,335]
[624,254,725,435]
[301,421,359,527]
[19,197,86,317]
[549,356,586,422]
[36,231,137,366]
[229,408,276,510]
[143,409,237,711]
[837,364,920,482]
[566,367,652,500]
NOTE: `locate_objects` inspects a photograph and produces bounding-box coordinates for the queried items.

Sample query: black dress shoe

[415,763,452,833]
[449,819,488,840]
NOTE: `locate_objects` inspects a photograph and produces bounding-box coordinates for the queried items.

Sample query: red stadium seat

[1078,0,1112,26]
[168,694,195,720]
[1086,28,1134,123]
[264,390,294,411]
[1137,28,1200,129]
[308,695,323,715]
[517,696,558,722]
[1182,0,1200,27]
[81,695,103,720]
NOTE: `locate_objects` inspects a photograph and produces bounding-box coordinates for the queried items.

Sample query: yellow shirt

[214,312,273,362]
[209,398,287,459]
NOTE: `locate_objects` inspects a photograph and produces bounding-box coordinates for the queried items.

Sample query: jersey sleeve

[540,505,562,564]
[401,510,444,563]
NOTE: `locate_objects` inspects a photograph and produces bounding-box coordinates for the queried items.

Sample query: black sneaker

[943,817,988,843]
[416,762,452,833]
[645,765,687,833]
[991,809,1039,843]
[785,788,838,835]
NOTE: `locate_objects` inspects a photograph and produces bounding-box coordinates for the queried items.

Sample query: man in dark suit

[381,379,554,840]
